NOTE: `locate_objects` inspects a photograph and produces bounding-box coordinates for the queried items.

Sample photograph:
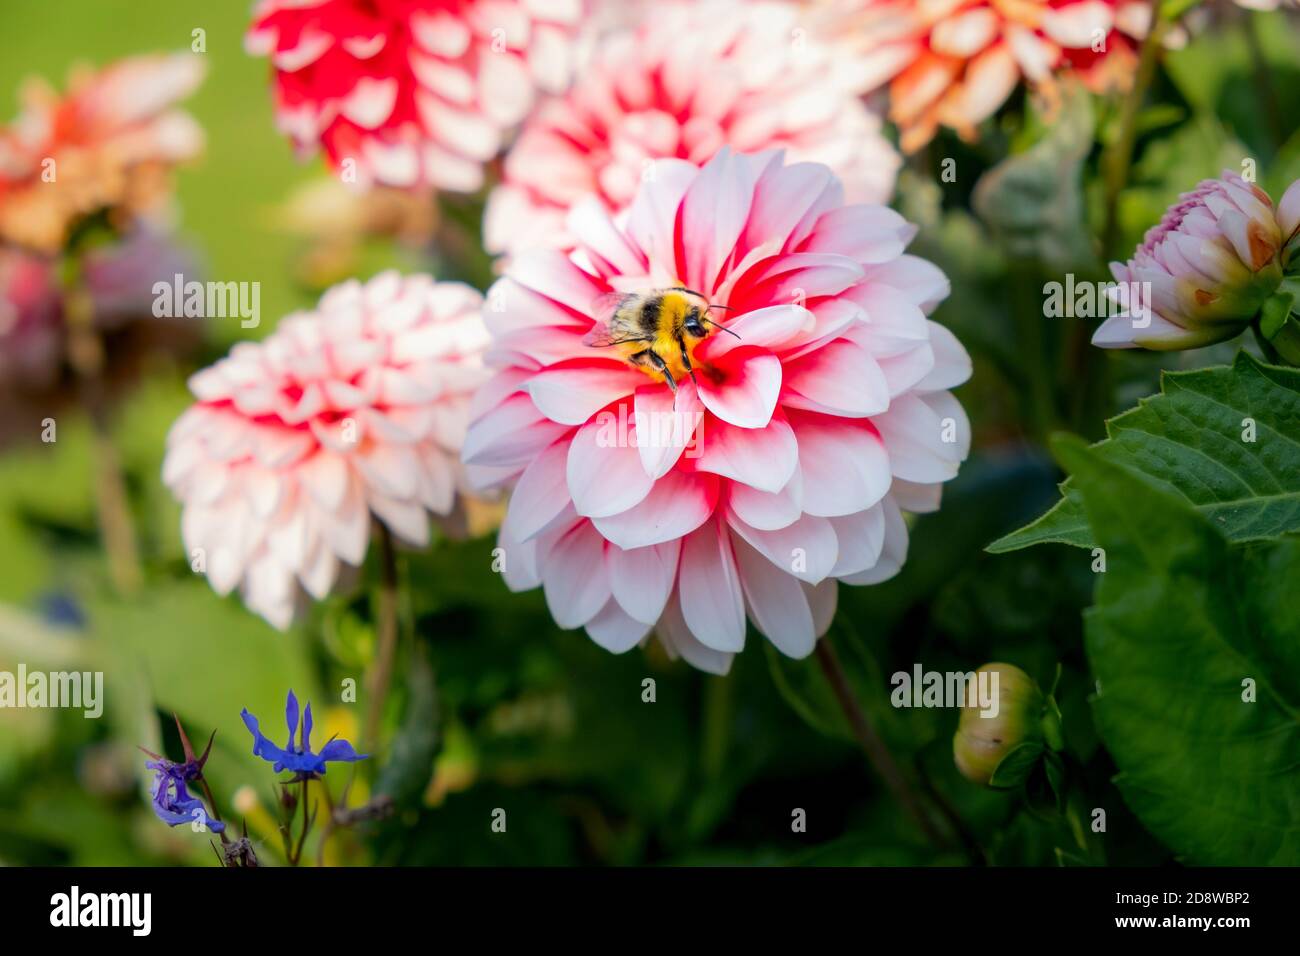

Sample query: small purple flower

[140,719,224,834]
[145,758,225,833]
[241,690,367,778]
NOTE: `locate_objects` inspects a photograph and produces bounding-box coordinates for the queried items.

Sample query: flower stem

[196,776,232,847]
[812,638,948,850]
[290,776,311,865]
[64,283,142,596]
[1101,0,1167,258]
[364,524,400,755]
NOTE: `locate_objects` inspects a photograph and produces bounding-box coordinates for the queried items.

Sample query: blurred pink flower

[0,230,199,392]
[246,0,585,191]
[0,53,205,253]
[1094,172,1285,350]
[465,148,971,673]
[163,272,490,629]
[821,0,1150,152]
[485,0,900,258]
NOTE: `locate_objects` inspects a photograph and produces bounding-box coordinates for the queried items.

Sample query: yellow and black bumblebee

[582,286,738,394]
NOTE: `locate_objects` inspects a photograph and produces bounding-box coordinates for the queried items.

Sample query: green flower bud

[953,662,1056,787]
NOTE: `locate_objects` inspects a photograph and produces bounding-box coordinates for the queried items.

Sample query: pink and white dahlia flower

[163,272,490,629]
[1093,172,1285,350]
[820,0,1151,153]
[484,0,900,258]
[245,0,584,192]
[465,148,971,673]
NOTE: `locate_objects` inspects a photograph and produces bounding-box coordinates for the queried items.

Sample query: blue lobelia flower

[145,758,226,833]
[241,690,368,778]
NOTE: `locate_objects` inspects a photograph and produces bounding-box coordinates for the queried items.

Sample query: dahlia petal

[781,337,890,417]
[626,158,699,277]
[840,497,908,585]
[803,578,838,637]
[802,205,914,264]
[696,304,814,361]
[695,349,781,429]
[585,600,652,653]
[542,522,611,629]
[731,532,816,658]
[789,412,891,517]
[678,519,746,652]
[526,363,641,425]
[591,469,717,550]
[727,469,803,531]
[680,148,756,295]
[478,49,535,126]
[501,438,571,543]
[827,506,886,577]
[566,416,654,518]
[695,412,798,493]
[462,393,570,467]
[863,255,950,314]
[913,321,972,391]
[634,381,703,479]
[656,593,734,675]
[728,511,838,585]
[873,392,969,483]
[890,479,943,514]
[607,539,680,625]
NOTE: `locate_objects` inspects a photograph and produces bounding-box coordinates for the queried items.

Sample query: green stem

[364,524,400,755]
[813,638,948,850]
[1101,0,1168,258]
[63,279,142,596]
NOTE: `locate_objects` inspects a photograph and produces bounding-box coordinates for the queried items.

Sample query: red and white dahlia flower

[465,148,971,673]
[820,0,1151,152]
[485,0,900,258]
[163,272,490,629]
[245,0,585,191]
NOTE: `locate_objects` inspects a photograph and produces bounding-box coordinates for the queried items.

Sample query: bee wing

[582,293,649,347]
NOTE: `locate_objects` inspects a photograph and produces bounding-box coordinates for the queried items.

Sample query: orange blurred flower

[821,0,1152,152]
[0,53,205,254]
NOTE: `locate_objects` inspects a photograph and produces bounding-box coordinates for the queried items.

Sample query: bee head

[683,306,707,339]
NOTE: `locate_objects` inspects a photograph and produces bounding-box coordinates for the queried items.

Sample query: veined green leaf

[1056,436,1300,865]
[990,352,1300,552]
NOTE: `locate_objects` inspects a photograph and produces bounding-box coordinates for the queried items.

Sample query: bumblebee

[581,286,737,394]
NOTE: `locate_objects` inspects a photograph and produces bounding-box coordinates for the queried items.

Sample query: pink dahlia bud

[485,0,900,258]
[163,272,490,629]
[1093,172,1284,350]
[466,148,972,674]
[0,53,205,253]
[245,0,585,192]
[822,0,1149,152]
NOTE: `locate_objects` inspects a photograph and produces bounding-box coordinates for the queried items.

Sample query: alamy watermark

[0,665,103,718]
[891,665,1000,717]
[153,273,260,328]
[593,404,705,458]
[1044,274,1153,328]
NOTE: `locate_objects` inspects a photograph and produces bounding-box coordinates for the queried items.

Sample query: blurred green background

[0,1,1297,866]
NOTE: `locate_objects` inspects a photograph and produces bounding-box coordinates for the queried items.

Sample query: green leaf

[988,740,1045,789]
[990,352,1300,552]
[972,78,1098,270]
[1056,436,1300,865]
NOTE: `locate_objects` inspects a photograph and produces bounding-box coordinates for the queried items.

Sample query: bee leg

[644,349,678,398]
[677,336,700,389]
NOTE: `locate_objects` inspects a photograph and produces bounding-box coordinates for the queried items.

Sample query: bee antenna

[706,303,736,311]
[702,315,742,339]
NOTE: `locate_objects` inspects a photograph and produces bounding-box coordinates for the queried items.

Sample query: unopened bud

[953,663,1059,787]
